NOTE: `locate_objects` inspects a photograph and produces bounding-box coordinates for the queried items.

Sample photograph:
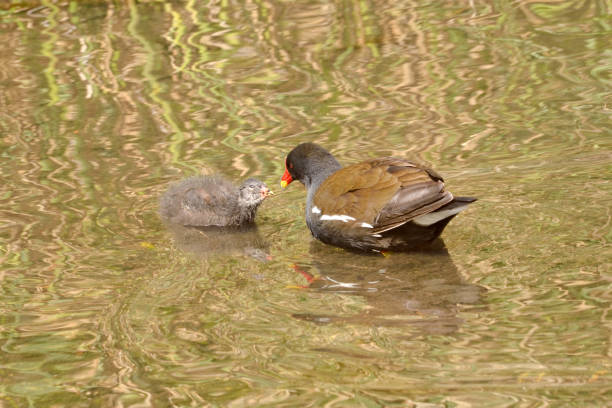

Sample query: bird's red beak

[281,162,293,188]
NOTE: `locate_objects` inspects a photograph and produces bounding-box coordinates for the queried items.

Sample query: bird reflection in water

[292,240,485,334]
[164,223,271,262]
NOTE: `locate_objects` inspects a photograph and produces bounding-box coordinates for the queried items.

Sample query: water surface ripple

[0,0,610,406]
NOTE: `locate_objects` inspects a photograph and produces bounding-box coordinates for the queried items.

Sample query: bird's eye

[289,163,294,169]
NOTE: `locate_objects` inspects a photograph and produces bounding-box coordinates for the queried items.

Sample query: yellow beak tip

[280,180,288,188]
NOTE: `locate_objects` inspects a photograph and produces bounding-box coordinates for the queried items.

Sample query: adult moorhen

[160,175,271,227]
[280,143,476,252]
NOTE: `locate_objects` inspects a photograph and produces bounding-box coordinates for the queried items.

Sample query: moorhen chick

[280,143,476,252]
[160,175,270,227]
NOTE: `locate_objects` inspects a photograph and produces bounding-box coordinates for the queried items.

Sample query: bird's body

[160,175,270,227]
[281,143,476,252]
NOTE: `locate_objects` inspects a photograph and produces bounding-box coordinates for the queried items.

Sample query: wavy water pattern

[0,0,610,406]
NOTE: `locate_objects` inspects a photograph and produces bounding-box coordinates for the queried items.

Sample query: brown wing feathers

[314,160,399,221]
[314,158,453,233]
[373,162,452,232]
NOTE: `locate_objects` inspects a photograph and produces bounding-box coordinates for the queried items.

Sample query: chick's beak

[261,187,272,198]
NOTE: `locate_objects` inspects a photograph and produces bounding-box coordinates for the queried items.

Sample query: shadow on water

[292,240,486,334]
[164,223,271,262]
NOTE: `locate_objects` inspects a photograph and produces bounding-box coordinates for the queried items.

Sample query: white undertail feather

[412,204,470,226]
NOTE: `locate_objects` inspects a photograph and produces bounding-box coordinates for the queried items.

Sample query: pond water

[0,0,610,406]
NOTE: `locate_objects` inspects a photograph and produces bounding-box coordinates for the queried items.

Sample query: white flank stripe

[320,214,356,222]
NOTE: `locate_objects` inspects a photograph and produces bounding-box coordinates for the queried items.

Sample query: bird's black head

[281,143,341,189]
